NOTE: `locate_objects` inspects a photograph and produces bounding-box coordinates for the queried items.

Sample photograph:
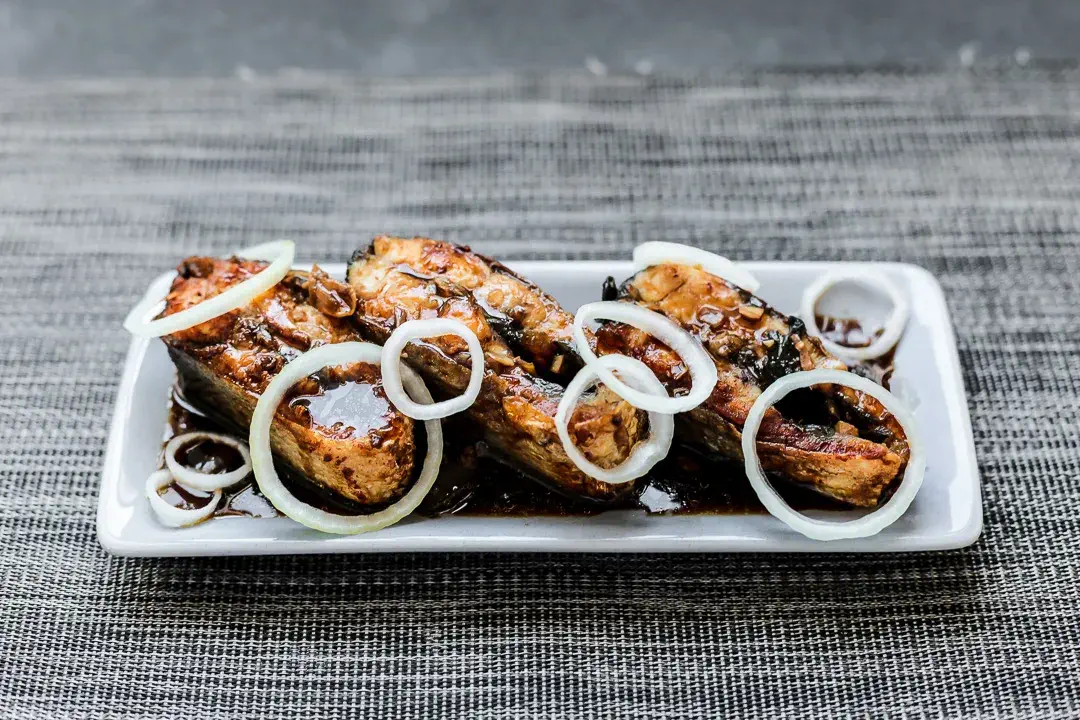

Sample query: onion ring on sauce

[146,469,222,528]
[164,431,252,491]
[800,270,909,363]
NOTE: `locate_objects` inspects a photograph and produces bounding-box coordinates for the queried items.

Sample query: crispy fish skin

[347,238,645,502]
[161,257,417,508]
[597,263,908,507]
[358,236,581,380]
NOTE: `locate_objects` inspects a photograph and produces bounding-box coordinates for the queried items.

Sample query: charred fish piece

[355,236,582,381]
[161,257,418,509]
[346,236,646,503]
[597,263,909,508]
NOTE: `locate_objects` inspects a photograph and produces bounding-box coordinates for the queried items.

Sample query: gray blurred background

[0,0,1072,76]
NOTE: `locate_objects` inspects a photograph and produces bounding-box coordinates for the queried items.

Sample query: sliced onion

[123,239,296,338]
[741,369,925,541]
[380,319,484,420]
[164,431,252,491]
[800,271,910,362]
[633,241,761,293]
[555,355,674,484]
[573,301,718,414]
[146,469,222,528]
[248,341,443,535]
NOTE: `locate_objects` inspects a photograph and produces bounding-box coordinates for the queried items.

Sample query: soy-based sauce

[157,389,843,522]
[156,312,898,523]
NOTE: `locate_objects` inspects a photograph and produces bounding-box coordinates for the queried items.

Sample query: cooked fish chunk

[597,263,909,507]
[162,257,417,508]
[356,236,581,380]
[347,237,646,502]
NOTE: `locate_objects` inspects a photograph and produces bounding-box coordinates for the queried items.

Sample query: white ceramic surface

[97,261,982,556]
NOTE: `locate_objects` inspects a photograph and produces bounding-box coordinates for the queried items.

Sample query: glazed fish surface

[346,236,647,502]
[597,263,910,507]
[161,256,418,509]
[352,235,581,381]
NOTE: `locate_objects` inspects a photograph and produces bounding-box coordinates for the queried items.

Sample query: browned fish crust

[161,257,417,508]
[348,236,581,381]
[598,263,909,507]
[347,236,646,503]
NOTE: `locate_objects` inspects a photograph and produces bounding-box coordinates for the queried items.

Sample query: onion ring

[380,319,484,420]
[633,241,761,293]
[741,369,925,541]
[573,301,718,414]
[555,355,674,484]
[146,469,222,528]
[123,239,296,338]
[164,431,252,491]
[800,271,910,362]
[248,341,443,535]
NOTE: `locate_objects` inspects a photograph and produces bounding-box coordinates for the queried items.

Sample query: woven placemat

[1,68,1077,719]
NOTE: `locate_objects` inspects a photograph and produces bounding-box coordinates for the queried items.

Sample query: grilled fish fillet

[161,257,417,508]
[355,236,581,381]
[346,236,646,502]
[597,263,909,507]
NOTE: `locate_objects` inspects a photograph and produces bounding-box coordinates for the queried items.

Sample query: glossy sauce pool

[154,314,892,523]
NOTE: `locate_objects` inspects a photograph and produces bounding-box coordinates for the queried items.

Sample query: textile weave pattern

[0,69,1078,719]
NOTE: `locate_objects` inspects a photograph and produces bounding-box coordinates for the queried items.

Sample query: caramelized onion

[248,342,443,535]
[741,369,925,541]
[633,241,761,293]
[555,355,674,484]
[123,240,295,338]
[380,319,484,421]
[573,301,717,414]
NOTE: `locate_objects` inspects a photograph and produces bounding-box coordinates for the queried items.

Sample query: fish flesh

[161,257,418,509]
[346,236,647,502]
[596,263,909,507]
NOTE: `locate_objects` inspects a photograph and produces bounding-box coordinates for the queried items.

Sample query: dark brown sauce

[158,383,848,523]
[174,438,244,475]
[815,314,896,390]
[160,390,279,519]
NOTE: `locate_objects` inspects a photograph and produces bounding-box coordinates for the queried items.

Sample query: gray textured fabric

[1,69,1078,719]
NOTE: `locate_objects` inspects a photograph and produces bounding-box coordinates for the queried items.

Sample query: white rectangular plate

[98,261,981,555]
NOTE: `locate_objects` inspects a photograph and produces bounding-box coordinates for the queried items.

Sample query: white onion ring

[146,469,222,528]
[380,319,484,420]
[741,369,925,541]
[800,271,910,362]
[555,355,674,484]
[573,301,718,414]
[123,239,296,338]
[633,241,761,293]
[248,341,443,535]
[164,431,252,491]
